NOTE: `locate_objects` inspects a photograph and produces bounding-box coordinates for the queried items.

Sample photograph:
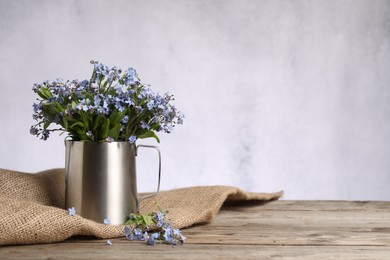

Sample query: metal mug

[65,140,161,225]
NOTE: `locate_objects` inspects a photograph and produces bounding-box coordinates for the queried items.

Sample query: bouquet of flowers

[30,60,184,143]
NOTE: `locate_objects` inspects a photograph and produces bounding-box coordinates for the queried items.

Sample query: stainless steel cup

[65,140,161,225]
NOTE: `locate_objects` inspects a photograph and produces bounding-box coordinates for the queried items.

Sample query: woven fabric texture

[0,168,282,245]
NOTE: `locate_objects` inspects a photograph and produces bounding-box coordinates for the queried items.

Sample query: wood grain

[2,200,390,259]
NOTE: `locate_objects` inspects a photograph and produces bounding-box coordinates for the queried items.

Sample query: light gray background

[0,0,389,200]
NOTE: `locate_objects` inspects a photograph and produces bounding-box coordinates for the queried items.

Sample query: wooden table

[2,200,390,259]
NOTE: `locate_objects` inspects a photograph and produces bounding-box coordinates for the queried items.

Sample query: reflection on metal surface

[65,141,161,225]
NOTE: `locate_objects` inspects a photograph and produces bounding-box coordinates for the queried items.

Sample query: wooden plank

[2,243,390,259]
[185,202,390,246]
[1,200,390,259]
[225,200,390,212]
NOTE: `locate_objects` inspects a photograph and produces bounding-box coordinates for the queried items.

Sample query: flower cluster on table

[124,210,186,246]
[68,207,186,246]
[31,60,184,143]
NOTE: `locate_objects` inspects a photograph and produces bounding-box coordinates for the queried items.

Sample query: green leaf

[41,102,60,116]
[108,110,122,126]
[99,118,110,140]
[108,123,121,140]
[70,122,84,129]
[39,86,52,99]
[139,131,160,143]
[124,212,154,227]
[81,112,90,130]
[55,102,64,112]
[92,114,102,131]
[63,117,69,129]
[142,215,153,226]
[71,101,77,110]
[67,117,78,126]
[85,92,94,101]
[37,91,48,100]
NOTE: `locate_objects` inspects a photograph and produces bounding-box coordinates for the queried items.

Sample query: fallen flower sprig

[123,210,186,246]
[66,206,185,246]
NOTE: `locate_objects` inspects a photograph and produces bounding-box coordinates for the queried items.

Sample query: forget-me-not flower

[146,236,155,246]
[128,135,136,144]
[68,207,76,216]
[121,115,129,124]
[140,121,150,130]
[154,212,165,227]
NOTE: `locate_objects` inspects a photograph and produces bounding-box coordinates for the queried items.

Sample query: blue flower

[94,95,101,106]
[139,87,155,99]
[32,103,41,112]
[114,97,125,111]
[68,207,76,216]
[32,83,40,92]
[134,228,143,240]
[154,212,165,227]
[173,229,181,236]
[124,226,131,236]
[79,79,89,88]
[146,236,155,246]
[103,218,111,225]
[173,228,187,243]
[128,135,136,144]
[177,114,184,125]
[126,67,137,77]
[140,121,150,130]
[106,137,114,142]
[123,96,134,106]
[95,63,109,77]
[97,99,110,114]
[97,106,105,114]
[122,67,139,86]
[163,232,174,244]
[124,226,134,240]
[147,101,154,110]
[164,125,173,133]
[121,115,129,124]
[114,84,126,94]
[162,223,176,244]
[76,98,91,112]
[107,69,120,82]
[41,130,50,141]
[164,223,172,233]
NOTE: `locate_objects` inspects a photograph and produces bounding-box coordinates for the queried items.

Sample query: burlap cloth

[0,168,282,246]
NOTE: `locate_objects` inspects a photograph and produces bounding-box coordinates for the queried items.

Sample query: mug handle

[135,144,162,212]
